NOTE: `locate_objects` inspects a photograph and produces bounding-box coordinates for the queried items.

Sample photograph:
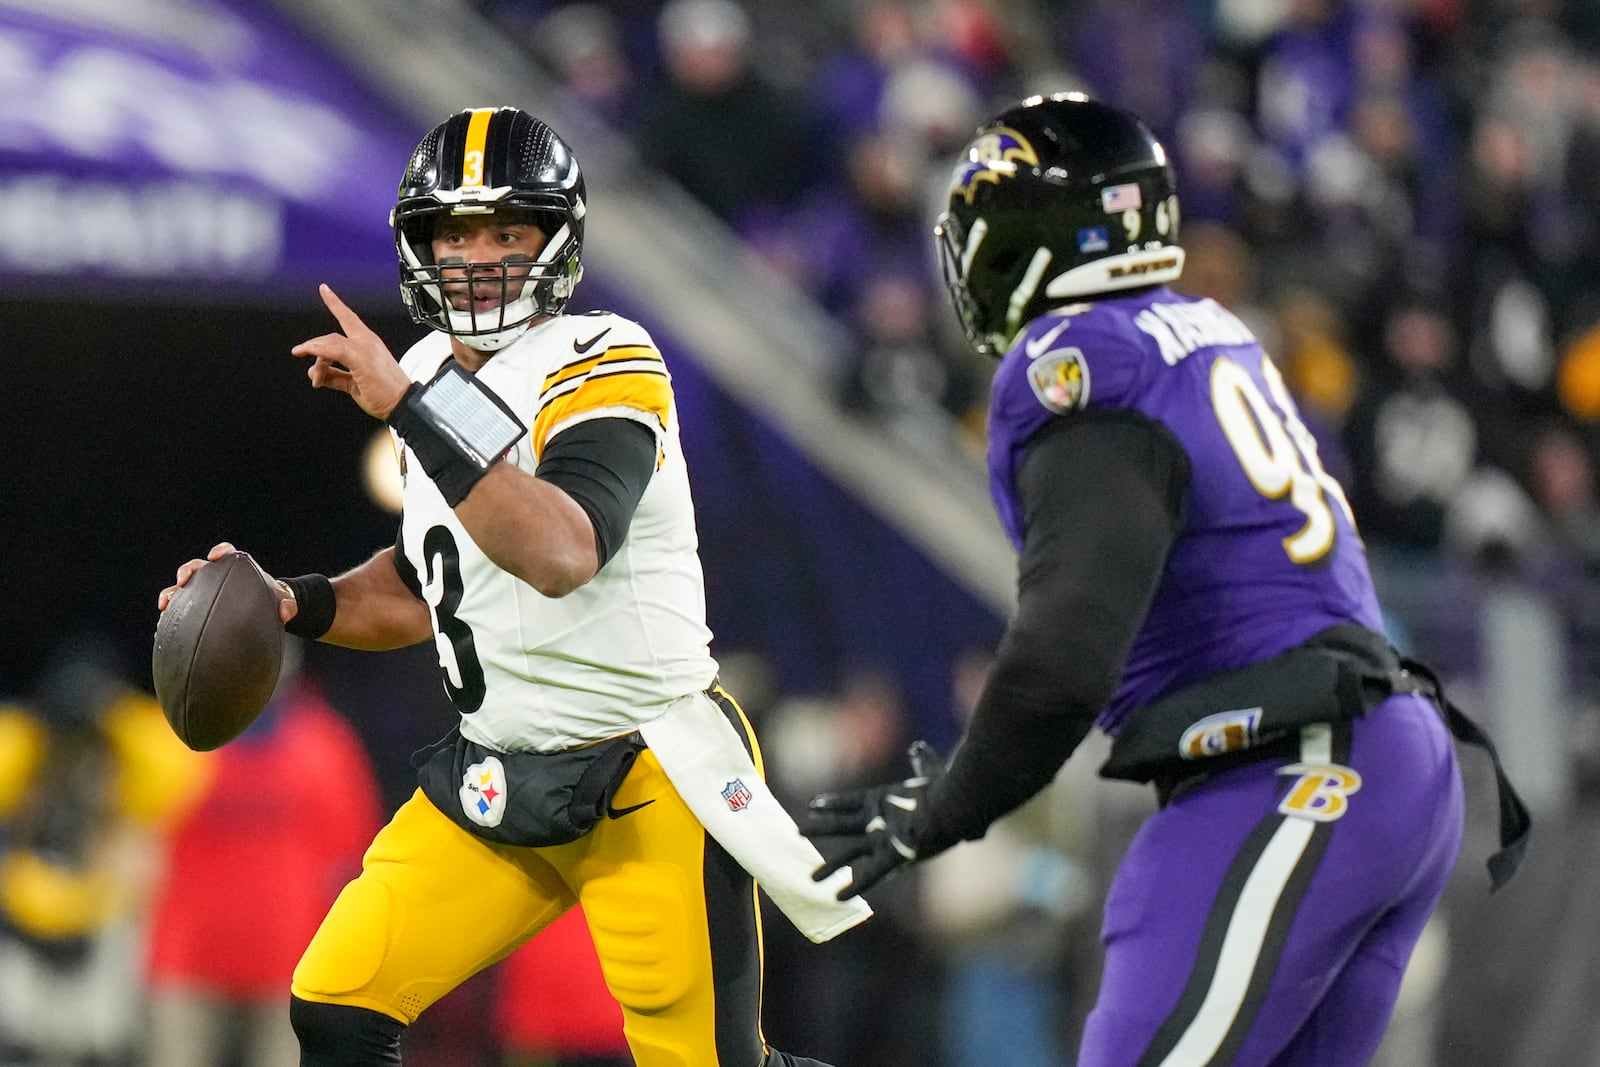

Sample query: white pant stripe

[1155,724,1332,1066]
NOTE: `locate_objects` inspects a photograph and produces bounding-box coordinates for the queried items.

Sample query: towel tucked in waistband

[638,689,873,943]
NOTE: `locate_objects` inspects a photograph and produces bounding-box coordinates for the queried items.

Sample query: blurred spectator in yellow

[1271,286,1361,477]
[1557,317,1600,421]
[141,641,381,1067]
[0,635,208,1066]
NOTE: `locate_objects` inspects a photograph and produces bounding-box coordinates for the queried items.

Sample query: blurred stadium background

[3,0,1600,1063]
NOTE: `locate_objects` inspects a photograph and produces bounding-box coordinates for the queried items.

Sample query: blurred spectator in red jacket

[142,643,381,1067]
[493,907,630,1067]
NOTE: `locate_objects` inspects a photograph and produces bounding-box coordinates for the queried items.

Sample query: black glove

[802,741,950,899]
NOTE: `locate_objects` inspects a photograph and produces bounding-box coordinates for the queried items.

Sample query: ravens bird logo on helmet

[934,93,1186,357]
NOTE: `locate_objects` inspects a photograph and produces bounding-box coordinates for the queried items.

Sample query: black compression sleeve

[535,418,658,567]
[923,409,1190,850]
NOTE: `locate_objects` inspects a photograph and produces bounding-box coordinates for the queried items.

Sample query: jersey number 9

[1210,354,1358,565]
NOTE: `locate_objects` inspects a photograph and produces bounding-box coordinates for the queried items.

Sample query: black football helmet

[934,93,1185,357]
[393,106,586,351]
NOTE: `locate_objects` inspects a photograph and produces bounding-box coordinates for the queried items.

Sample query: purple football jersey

[986,287,1383,732]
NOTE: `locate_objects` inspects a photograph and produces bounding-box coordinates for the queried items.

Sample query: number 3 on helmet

[934,93,1185,358]
[393,106,587,352]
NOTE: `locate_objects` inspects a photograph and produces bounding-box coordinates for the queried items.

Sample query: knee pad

[288,996,404,1067]
[585,877,692,1014]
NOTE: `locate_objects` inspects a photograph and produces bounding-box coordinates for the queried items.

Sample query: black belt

[1103,625,1531,891]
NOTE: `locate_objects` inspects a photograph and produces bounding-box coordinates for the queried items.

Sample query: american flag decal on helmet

[721,778,753,812]
[1100,181,1143,213]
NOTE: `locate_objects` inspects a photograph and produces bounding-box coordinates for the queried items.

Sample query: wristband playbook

[388,361,527,506]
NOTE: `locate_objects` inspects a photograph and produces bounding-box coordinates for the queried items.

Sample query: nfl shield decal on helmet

[1077,226,1110,253]
[721,778,753,812]
[1027,347,1090,413]
[461,755,508,828]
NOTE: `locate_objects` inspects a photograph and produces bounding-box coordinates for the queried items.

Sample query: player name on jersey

[1134,298,1257,365]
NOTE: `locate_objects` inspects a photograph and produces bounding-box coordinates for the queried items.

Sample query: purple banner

[0,0,418,294]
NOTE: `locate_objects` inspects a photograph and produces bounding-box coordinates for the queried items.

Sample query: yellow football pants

[292,704,771,1066]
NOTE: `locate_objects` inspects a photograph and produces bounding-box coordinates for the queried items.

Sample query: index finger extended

[317,283,370,337]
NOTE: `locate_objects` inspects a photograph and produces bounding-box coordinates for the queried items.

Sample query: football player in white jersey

[158,106,863,1067]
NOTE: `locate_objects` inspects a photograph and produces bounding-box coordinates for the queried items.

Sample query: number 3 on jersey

[422,525,487,712]
[1211,355,1357,564]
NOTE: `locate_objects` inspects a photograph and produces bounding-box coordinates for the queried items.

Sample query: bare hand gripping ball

[153,551,284,751]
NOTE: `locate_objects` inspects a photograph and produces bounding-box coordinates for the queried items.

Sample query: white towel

[639,691,873,943]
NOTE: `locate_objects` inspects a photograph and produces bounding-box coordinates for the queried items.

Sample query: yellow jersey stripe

[543,354,604,395]
[532,370,673,456]
[599,344,662,364]
[541,345,663,396]
[541,360,667,409]
[462,108,494,189]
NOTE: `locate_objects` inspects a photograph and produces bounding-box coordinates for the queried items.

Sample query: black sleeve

[534,417,658,567]
[922,408,1190,850]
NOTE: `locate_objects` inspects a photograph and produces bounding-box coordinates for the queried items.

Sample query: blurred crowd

[477,0,1600,787]
[476,0,1600,570]
[10,1,1600,1063]
[0,635,1083,1066]
[0,637,635,1067]
[0,633,1458,1065]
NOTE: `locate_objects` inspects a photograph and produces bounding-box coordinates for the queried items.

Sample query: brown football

[152,550,284,751]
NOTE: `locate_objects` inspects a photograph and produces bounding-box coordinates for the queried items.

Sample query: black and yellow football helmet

[393,106,586,351]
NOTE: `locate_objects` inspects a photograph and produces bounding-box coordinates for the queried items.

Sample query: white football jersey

[392,312,718,753]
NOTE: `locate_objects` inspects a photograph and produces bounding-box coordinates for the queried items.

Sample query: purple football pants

[1079,692,1464,1066]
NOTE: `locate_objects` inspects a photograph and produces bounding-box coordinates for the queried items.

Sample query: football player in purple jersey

[803,93,1530,1066]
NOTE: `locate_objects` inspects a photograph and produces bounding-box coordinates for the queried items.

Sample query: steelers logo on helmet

[393,106,587,352]
[933,93,1186,359]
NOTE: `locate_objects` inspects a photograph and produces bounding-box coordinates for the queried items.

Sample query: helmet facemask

[393,107,588,352]
[935,212,1007,358]
[396,206,583,352]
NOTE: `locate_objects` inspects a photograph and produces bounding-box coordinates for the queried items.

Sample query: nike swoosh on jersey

[573,328,611,354]
[606,798,656,819]
[1025,319,1070,358]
